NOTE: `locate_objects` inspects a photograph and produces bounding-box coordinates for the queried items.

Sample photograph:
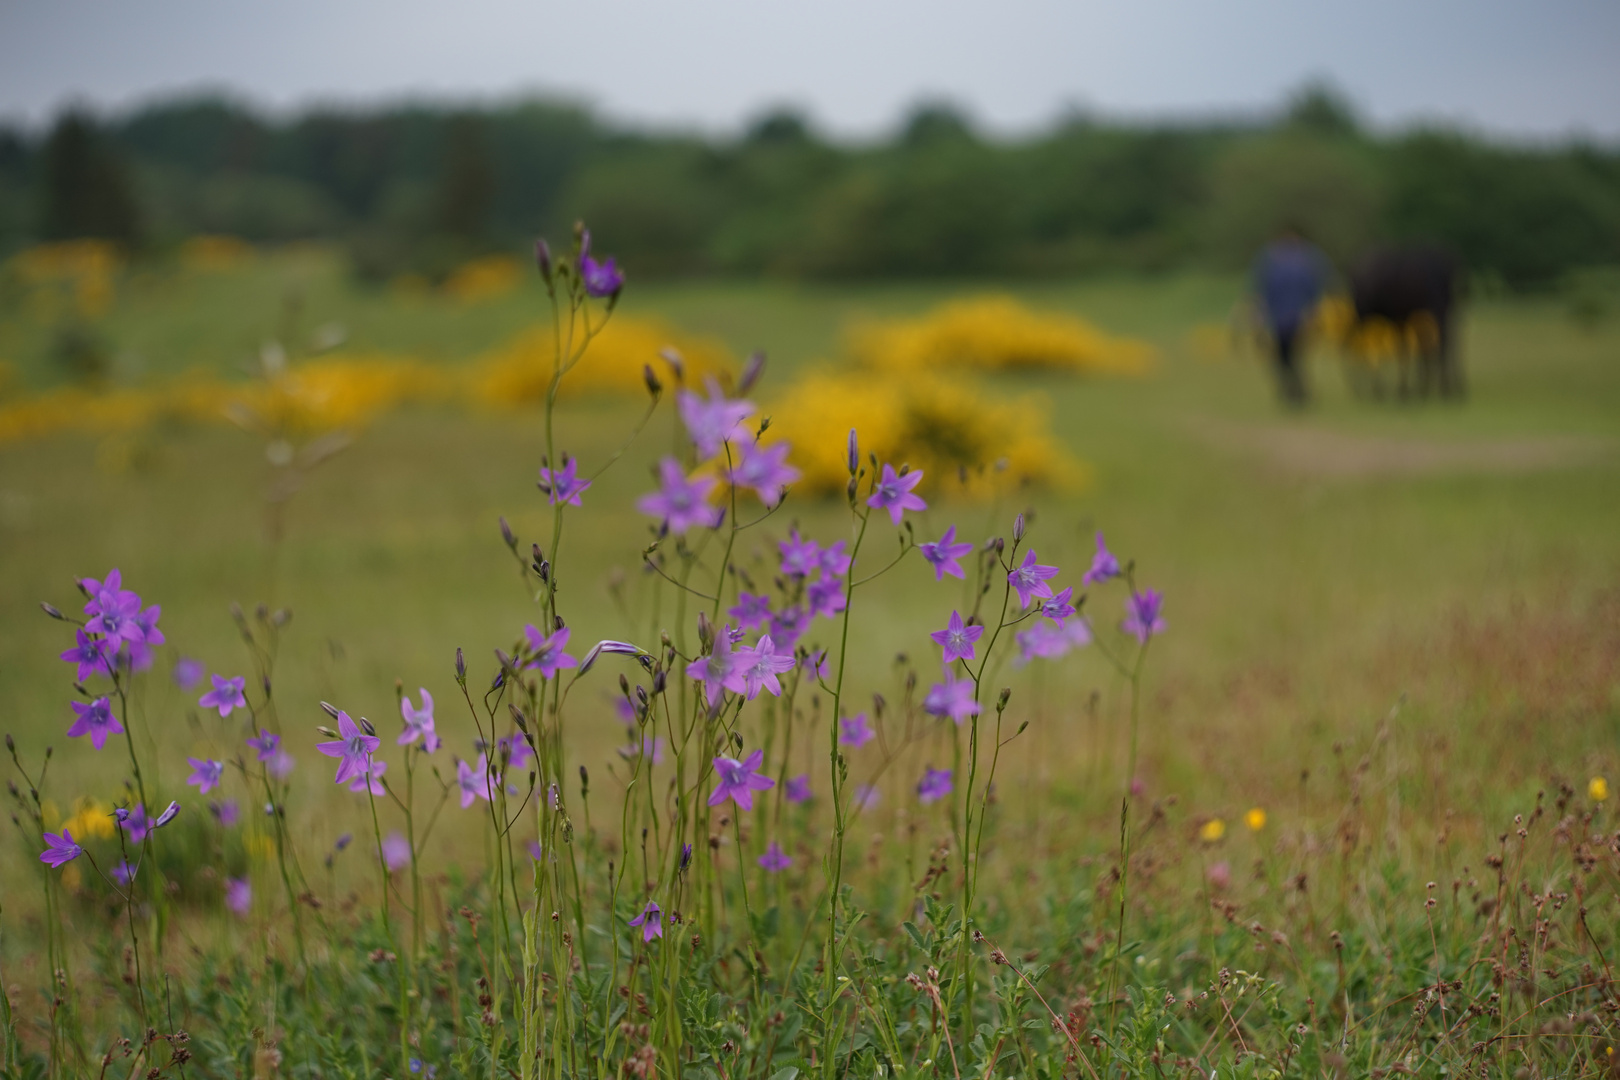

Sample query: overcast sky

[2,0,1618,141]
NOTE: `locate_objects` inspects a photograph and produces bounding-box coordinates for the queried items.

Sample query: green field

[2,250,1619,1076]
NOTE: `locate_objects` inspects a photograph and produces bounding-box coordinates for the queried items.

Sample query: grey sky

[2,0,1618,140]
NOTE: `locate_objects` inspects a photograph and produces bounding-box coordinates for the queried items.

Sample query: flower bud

[635,686,649,708]
[153,801,181,829]
[643,363,662,397]
[659,347,685,381]
[618,673,630,696]
[579,765,589,797]
[847,429,859,475]
[738,350,766,394]
[871,692,885,718]
[997,687,1012,711]
[534,238,553,283]
[509,704,529,734]
[500,517,516,550]
[1012,513,1025,542]
[696,612,714,651]
[679,843,693,873]
[652,669,666,695]
[357,716,377,736]
[494,649,513,672]
[455,647,466,682]
[319,701,340,720]
[39,602,64,620]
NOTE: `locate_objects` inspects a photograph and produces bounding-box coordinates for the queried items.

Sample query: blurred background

[0,0,1617,850]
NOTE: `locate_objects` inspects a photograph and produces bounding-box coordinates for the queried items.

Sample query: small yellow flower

[1199,818,1226,843]
[1591,777,1610,802]
[1244,807,1267,832]
[62,797,116,840]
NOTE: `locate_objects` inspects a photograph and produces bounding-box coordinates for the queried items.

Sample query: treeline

[1,87,1618,287]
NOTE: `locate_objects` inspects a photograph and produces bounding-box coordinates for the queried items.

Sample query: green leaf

[902,921,928,950]
[768,1068,799,1080]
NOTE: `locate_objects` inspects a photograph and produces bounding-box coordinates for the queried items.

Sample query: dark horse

[1348,246,1465,399]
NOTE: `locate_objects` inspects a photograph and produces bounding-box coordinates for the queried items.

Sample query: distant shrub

[471,316,732,405]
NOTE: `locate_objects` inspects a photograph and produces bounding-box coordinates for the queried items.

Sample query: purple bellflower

[678,377,753,460]
[728,592,772,631]
[728,441,800,508]
[1016,619,1092,663]
[579,236,624,298]
[67,697,123,750]
[119,804,151,844]
[778,531,821,577]
[726,636,796,700]
[225,877,251,915]
[819,541,851,578]
[199,675,247,718]
[839,713,875,748]
[767,606,811,651]
[456,756,491,808]
[1083,532,1121,586]
[538,456,591,507]
[1008,550,1059,608]
[187,757,224,794]
[758,841,792,871]
[629,900,663,943]
[40,829,81,868]
[399,688,440,753]
[1123,589,1167,643]
[854,784,881,810]
[930,610,984,664]
[152,801,181,830]
[922,669,981,724]
[381,831,411,872]
[1041,587,1076,625]
[61,629,111,682]
[637,457,721,534]
[785,775,812,803]
[806,577,847,620]
[209,798,241,826]
[523,625,578,679]
[347,759,388,796]
[867,464,926,525]
[708,749,775,811]
[498,733,534,771]
[686,630,738,709]
[172,656,205,691]
[316,711,381,787]
[919,525,973,581]
[917,767,953,804]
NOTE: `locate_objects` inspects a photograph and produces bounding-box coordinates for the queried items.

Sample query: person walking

[1252,225,1329,406]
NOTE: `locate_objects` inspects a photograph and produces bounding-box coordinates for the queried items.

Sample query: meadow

[0,241,1618,1079]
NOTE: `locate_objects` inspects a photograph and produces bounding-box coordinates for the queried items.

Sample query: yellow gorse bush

[62,796,117,841]
[847,294,1155,377]
[442,255,526,304]
[234,352,451,436]
[472,317,733,407]
[7,240,123,319]
[763,369,1088,498]
[179,235,256,272]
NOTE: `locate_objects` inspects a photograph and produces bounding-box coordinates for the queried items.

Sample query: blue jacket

[1254,239,1327,335]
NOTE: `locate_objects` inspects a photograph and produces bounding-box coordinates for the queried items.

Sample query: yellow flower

[1591,777,1610,802]
[1244,807,1267,832]
[62,796,117,840]
[473,317,733,406]
[1199,818,1226,843]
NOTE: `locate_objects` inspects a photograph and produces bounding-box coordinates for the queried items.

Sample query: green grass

[2,250,1619,1077]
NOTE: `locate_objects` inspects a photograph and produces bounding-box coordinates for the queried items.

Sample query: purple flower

[838,713,874,749]
[918,525,973,582]
[199,675,247,718]
[316,711,381,787]
[728,592,772,631]
[224,877,251,916]
[172,657,205,691]
[1122,589,1167,643]
[1041,587,1076,625]
[132,605,164,648]
[806,577,846,620]
[727,441,800,508]
[819,541,851,578]
[917,767,953,804]
[248,730,284,763]
[456,755,491,808]
[186,757,224,795]
[618,734,665,764]
[209,798,241,827]
[67,697,123,750]
[686,629,738,708]
[60,629,112,682]
[83,570,141,642]
[930,610,984,664]
[1007,550,1059,609]
[399,688,440,753]
[867,464,926,526]
[758,841,792,872]
[577,639,643,675]
[538,456,591,507]
[347,759,388,796]
[1015,619,1091,663]
[334,833,353,851]
[526,840,544,860]
[119,804,152,844]
[778,531,821,577]
[767,606,811,652]
[523,624,578,679]
[853,784,881,810]
[40,829,81,868]
[799,649,829,680]
[1082,532,1121,586]
[638,457,722,534]
[498,733,533,771]
[922,669,980,724]
[629,899,663,943]
[708,749,775,811]
[381,831,411,872]
[678,377,753,460]
[579,248,624,299]
[726,636,796,700]
[266,748,296,781]
[785,774,812,803]
[111,859,137,885]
